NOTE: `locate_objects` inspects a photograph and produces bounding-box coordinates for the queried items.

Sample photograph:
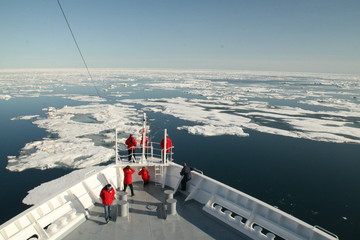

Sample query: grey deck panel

[63,182,251,240]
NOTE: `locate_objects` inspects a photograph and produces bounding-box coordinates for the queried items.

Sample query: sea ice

[2,68,360,173]
[122,96,360,144]
[7,103,144,172]
[0,94,12,100]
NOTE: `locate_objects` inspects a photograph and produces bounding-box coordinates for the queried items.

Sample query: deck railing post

[163,129,167,164]
[141,113,147,164]
[115,128,118,164]
[170,147,173,161]
[150,143,153,159]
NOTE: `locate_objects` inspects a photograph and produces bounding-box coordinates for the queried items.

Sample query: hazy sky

[1,0,359,74]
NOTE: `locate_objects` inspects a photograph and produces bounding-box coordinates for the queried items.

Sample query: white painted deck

[63,182,250,240]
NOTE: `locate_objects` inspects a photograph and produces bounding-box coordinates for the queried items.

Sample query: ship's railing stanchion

[150,142,154,159]
[115,128,118,165]
[163,129,167,164]
[169,146,173,162]
[140,113,148,164]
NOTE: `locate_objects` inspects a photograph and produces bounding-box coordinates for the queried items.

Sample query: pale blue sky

[1,0,359,74]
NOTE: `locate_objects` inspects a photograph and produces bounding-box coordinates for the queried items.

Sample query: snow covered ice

[6,103,144,171]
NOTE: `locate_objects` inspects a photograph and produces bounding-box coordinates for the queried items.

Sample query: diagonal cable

[56,0,101,97]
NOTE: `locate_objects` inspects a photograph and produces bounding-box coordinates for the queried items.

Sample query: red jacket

[125,136,137,150]
[140,137,149,148]
[123,168,135,184]
[138,168,150,182]
[160,137,173,153]
[100,187,115,205]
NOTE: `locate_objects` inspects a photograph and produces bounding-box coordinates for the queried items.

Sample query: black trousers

[181,178,190,191]
[128,149,135,161]
[124,184,134,195]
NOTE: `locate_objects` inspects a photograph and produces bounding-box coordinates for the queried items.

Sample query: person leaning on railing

[160,136,173,161]
[180,163,195,191]
[125,134,137,162]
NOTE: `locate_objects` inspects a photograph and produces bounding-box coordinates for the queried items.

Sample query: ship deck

[63,181,251,240]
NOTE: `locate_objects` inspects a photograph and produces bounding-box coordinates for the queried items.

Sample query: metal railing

[166,163,339,240]
[314,226,339,240]
[117,142,174,164]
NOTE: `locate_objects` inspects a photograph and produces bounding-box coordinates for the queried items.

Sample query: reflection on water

[71,114,104,124]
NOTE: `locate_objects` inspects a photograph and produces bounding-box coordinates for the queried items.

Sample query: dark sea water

[148,111,360,240]
[0,97,76,225]
[0,85,359,240]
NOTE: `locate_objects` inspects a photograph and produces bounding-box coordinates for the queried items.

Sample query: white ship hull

[0,161,338,240]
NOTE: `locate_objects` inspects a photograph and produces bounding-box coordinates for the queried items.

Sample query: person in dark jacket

[99,184,116,223]
[125,134,137,162]
[123,165,136,196]
[180,163,194,191]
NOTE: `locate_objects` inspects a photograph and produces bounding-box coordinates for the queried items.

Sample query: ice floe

[121,97,360,144]
[0,94,12,100]
[11,115,40,120]
[64,95,107,102]
[1,68,360,173]
[7,103,144,172]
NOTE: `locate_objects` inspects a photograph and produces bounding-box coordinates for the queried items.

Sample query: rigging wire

[56,0,101,97]
[56,1,166,160]
[56,1,162,137]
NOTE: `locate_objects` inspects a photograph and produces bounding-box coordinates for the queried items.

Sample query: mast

[115,128,118,164]
[141,113,147,164]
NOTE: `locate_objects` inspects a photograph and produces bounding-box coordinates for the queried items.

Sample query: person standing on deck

[123,165,136,196]
[99,184,116,223]
[140,136,149,159]
[125,134,137,162]
[180,163,195,191]
[160,135,173,161]
[138,167,150,185]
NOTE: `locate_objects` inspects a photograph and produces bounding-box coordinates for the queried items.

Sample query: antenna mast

[141,113,147,164]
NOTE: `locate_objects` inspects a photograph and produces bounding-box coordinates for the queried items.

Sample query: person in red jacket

[140,136,149,159]
[99,184,116,223]
[123,165,135,196]
[125,134,137,162]
[160,136,173,161]
[138,167,150,185]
